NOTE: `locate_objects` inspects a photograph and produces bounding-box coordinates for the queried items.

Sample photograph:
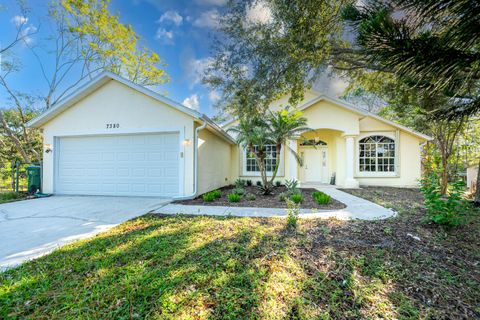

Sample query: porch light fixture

[44,144,52,153]
[182,139,191,146]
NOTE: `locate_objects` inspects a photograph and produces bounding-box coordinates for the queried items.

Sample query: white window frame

[355,132,399,178]
[241,144,285,177]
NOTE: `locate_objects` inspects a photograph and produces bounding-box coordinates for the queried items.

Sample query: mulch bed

[174,185,346,210]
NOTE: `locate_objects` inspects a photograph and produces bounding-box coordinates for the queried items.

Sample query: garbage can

[26,165,41,194]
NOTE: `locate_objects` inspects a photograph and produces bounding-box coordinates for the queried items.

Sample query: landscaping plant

[245,193,256,201]
[202,192,216,202]
[227,193,241,202]
[232,187,245,196]
[420,172,467,227]
[284,179,300,195]
[290,193,303,204]
[312,191,331,204]
[211,190,222,199]
[234,178,246,189]
[285,198,300,229]
[275,180,282,187]
[246,180,253,186]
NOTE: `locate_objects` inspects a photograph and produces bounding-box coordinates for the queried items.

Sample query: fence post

[11,160,15,192]
[15,161,19,193]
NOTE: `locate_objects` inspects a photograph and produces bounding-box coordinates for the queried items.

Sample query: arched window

[359,135,395,172]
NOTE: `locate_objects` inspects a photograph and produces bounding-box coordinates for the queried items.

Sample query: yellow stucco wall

[41,80,196,195]
[302,100,361,135]
[197,128,234,194]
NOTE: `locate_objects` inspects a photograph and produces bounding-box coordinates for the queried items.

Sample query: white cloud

[183,94,200,110]
[245,1,272,25]
[208,90,221,103]
[193,9,220,28]
[158,10,183,26]
[194,0,227,5]
[312,71,349,97]
[185,56,214,87]
[11,15,28,27]
[155,28,174,44]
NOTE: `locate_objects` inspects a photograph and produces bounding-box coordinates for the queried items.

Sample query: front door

[300,147,328,183]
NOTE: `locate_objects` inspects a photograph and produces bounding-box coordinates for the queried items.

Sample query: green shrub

[420,172,467,227]
[275,180,282,187]
[246,180,253,186]
[233,187,245,196]
[290,193,303,204]
[227,193,241,202]
[256,181,262,187]
[202,192,216,202]
[285,198,299,229]
[211,189,222,199]
[245,193,256,201]
[284,179,299,194]
[312,191,331,204]
[278,192,288,202]
[234,178,246,188]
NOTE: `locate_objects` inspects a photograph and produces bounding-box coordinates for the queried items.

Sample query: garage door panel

[56,133,180,197]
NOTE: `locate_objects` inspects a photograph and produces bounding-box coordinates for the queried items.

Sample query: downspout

[174,118,207,200]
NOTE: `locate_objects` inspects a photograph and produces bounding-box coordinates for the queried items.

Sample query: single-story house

[28,72,432,198]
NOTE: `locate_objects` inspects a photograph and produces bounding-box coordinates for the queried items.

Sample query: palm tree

[228,108,310,194]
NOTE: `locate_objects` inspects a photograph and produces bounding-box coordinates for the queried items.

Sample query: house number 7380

[106,123,120,129]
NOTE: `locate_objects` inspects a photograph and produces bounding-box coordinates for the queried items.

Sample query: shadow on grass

[0,215,298,319]
[1,212,479,319]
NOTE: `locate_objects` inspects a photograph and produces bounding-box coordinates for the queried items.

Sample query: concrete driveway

[0,196,170,270]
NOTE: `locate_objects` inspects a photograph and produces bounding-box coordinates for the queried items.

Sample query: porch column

[344,135,359,188]
[288,139,298,181]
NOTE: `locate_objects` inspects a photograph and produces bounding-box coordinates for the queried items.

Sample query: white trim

[355,132,399,178]
[241,145,285,177]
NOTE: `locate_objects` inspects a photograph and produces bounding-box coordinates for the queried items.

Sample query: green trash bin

[26,165,41,194]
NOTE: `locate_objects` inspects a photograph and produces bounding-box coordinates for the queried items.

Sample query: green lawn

[1,188,479,319]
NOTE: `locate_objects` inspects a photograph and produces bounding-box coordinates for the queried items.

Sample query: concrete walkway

[155,185,395,220]
[0,196,170,270]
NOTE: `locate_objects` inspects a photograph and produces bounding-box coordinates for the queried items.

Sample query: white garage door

[55,133,180,197]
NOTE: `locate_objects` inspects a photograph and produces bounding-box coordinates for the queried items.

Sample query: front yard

[1,188,479,319]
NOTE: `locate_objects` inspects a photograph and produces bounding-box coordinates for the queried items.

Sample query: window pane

[359,136,395,173]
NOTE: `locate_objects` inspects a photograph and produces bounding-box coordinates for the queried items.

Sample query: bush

[245,193,256,201]
[233,187,245,196]
[234,178,246,189]
[202,192,216,202]
[256,181,262,187]
[227,193,241,202]
[312,191,331,204]
[285,179,299,195]
[290,193,303,204]
[285,198,299,229]
[246,180,253,186]
[420,172,467,227]
[275,180,282,187]
[278,192,288,202]
[211,189,222,199]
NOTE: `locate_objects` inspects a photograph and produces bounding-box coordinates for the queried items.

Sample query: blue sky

[0,0,347,116]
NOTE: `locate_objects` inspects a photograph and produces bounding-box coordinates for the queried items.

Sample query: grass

[1,188,479,319]
[0,192,27,204]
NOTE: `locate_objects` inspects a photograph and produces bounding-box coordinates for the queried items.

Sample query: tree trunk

[475,159,480,205]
